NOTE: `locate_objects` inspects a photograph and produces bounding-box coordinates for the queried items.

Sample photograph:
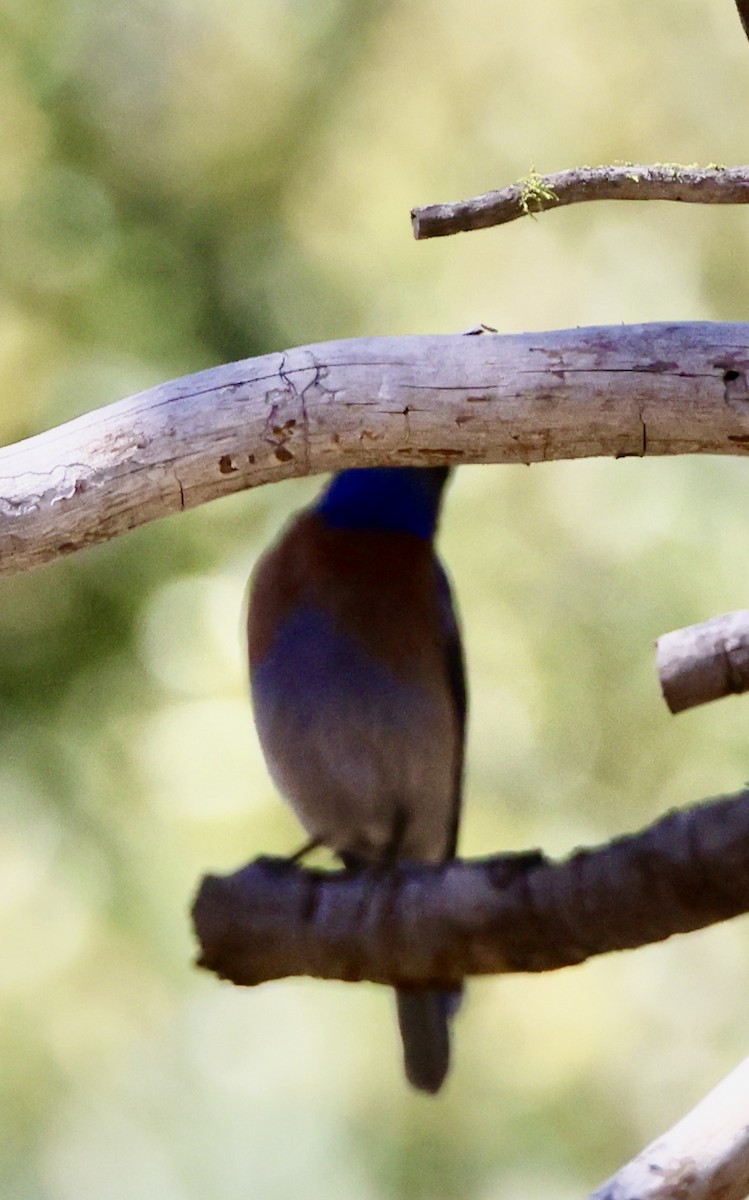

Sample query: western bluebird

[247,467,465,1093]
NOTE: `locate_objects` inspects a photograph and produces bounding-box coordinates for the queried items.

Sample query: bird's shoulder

[248,510,451,671]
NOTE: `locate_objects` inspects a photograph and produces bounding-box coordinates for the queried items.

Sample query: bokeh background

[2,1,749,1197]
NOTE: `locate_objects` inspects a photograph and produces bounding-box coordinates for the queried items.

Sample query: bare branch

[737,0,749,40]
[657,611,749,713]
[591,1054,749,1200]
[411,165,749,239]
[192,788,749,989]
[2,322,749,575]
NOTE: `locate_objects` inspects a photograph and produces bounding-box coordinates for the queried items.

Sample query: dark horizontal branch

[657,611,749,713]
[192,788,749,990]
[411,165,749,239]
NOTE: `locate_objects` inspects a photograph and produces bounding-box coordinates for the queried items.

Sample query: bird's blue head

[317,467,451,539]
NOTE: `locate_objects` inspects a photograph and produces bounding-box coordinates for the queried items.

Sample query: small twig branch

[590,1054,749,1200]
[192,788,749,989]
[411,165,749,239]
[2,322,749,575]
[657,611,749,713]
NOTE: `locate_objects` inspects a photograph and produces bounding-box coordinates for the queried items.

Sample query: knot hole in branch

[720,367,749,409]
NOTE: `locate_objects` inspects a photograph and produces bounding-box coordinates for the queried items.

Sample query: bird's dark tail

[396,987,462,1095]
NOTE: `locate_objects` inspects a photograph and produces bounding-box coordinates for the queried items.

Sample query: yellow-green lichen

[518,169,558,217]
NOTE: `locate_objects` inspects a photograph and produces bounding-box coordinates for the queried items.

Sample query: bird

[247,466,466,1094]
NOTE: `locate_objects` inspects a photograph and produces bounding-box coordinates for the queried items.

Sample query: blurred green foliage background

[2,1,749,1197]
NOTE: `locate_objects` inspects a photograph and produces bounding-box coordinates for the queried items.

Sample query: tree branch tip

[412,163,749,239]
[656,609,749,714]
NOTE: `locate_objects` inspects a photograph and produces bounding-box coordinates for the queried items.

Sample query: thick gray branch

[591,1054,749,1200]
[657,611,749,713]
[2,322,749,575]
[192,789,749,989]
[411,165,749,239]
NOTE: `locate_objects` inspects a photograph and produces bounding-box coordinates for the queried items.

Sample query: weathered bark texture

[591,1054,749,1200]
[657,611,749,713]
[1,322,749,575]
[192,789,749,989]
